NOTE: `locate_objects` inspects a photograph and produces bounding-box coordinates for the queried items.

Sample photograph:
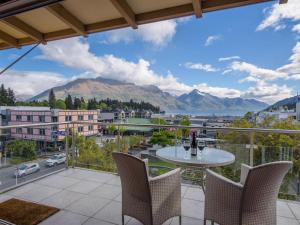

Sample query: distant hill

[265,95,299,111]
[177,89,268,114]
[30,77,185,111]
[30,77,268,115]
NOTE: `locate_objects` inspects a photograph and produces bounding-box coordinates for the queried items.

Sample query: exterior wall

[58,110,98,139]
[9,110,53,141]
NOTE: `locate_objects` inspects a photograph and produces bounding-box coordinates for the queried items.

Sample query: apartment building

[297,99,300,122]
[8,107,98,150]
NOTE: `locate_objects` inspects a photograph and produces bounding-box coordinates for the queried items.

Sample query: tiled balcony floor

[0,168,299,225]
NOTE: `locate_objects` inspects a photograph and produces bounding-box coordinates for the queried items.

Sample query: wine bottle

[191,131,197,156]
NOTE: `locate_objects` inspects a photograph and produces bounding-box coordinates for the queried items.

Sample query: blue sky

[0,0,300,104]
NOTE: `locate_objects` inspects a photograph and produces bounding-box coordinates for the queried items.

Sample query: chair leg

[211,220,214,225]
[179,216,182,225]
[203,219,206,225]
[122,214,125,225]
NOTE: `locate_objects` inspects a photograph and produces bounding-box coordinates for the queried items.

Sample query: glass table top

[156,146,235,167]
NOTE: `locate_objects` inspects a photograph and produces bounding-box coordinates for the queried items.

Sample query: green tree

[6,140,37,162]
[56,99,67,109]
[48,89,56,109]
[73,97,82,109]
[65,94,73,109]
[151,118,167,125]
[150,130,176,146]
[180,115,191,138]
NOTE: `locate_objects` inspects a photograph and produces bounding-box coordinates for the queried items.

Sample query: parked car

[14,163,40,177]
[46,154,66,167]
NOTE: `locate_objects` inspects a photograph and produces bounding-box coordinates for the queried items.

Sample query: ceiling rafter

[2,16,45,44]
[110,0,137,29]
[192,0,202,18]
[0,30,19,48]
[46,3,87,36]
[0,0,288,50]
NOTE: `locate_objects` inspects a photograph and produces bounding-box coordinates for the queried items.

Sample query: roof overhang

[0,0,287,50]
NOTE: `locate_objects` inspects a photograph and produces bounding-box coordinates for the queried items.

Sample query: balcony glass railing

[0,121,299,201]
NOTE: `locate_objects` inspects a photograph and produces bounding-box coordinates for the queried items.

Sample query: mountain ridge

[30,77,268,115]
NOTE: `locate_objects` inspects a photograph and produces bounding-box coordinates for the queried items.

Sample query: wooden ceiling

[0,0,287,50]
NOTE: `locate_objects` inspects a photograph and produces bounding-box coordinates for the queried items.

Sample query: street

[0,158,66,191]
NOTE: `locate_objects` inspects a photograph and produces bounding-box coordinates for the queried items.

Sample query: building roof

[0,0,286,50]
[0,106,50,111]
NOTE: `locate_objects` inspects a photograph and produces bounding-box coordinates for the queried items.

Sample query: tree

[48,89,56,109]
[6,140,37,162]
[151,118,167,125]
[7,88,16,105]
[56,99,67,109]
[65,94,73,109]
[180,115,191,138]
[74,97,82,109]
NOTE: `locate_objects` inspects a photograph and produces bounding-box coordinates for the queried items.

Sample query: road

[0,158,66,191]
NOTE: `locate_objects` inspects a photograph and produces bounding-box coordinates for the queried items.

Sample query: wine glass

[197,141,205,156]
[183,140,190,151]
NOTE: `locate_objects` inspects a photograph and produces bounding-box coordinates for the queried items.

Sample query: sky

[0,0,300,104]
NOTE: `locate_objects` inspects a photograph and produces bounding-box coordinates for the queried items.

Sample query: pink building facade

[9,108,98,150]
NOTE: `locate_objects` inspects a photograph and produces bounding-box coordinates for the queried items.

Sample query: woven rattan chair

[204,161,292,225]
[113,152,181,225]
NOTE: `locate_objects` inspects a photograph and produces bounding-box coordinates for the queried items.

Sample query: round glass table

[156,146,235,192]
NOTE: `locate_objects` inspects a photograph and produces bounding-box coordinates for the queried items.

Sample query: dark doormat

[0,198,59,225]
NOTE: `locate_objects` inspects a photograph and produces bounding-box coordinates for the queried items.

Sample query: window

[16,128,22,134]
[78,115,84,121]
[88,115,94,120]
[88,125,93,131]
[39,115,45,122]
[52,126,58,131]
[65,116,72,122]
[39,129,46,135]
[52,117,58,122]
[16,115,22,121]
[27,115,33,122]
[27,128,33,135]
[78,126,83,132]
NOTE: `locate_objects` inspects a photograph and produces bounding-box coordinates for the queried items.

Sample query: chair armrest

[240,163,252,185]
[149,168,181,219]
[205,169,243,224]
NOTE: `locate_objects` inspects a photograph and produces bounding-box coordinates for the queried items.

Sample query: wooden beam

[0,0,277,50]
[0,30,19,48]
[279,0,288,4]
[192,0,202,18]
[2,16,45,43]
[46,4,87,36]
[110,0,137,29]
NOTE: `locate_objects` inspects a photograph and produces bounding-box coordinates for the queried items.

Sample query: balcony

[0,122,300,224]
[0,168,299,225]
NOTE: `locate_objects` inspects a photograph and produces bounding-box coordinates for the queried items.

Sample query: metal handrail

[0,121,299,134]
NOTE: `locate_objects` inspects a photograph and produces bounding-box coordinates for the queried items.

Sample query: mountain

[177,89,268,114]
[30,78,268,115]
[30,77,186,111]
[265,95,299,111]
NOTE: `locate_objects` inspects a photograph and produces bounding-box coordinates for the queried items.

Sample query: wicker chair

[112,152,181,225]
[204,161,292,225]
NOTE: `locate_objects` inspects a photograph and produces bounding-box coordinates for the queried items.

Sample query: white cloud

[0,70,66,97]
[277,42,300,77]
[242,81,293,103]
[257,0,300,31]
[103,20,177,47]
[205,35,221,46]
[293,24,300,33]
[230,61,287,81]
[185,62,219,72]
[218,56,240,61]
[37,37,244,99]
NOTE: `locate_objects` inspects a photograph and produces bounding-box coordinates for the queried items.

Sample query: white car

[14,163,40,177]
[46,154,66,167]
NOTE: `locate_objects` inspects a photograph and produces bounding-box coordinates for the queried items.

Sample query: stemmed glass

[183,139,190,159]
[197,141,205,157]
